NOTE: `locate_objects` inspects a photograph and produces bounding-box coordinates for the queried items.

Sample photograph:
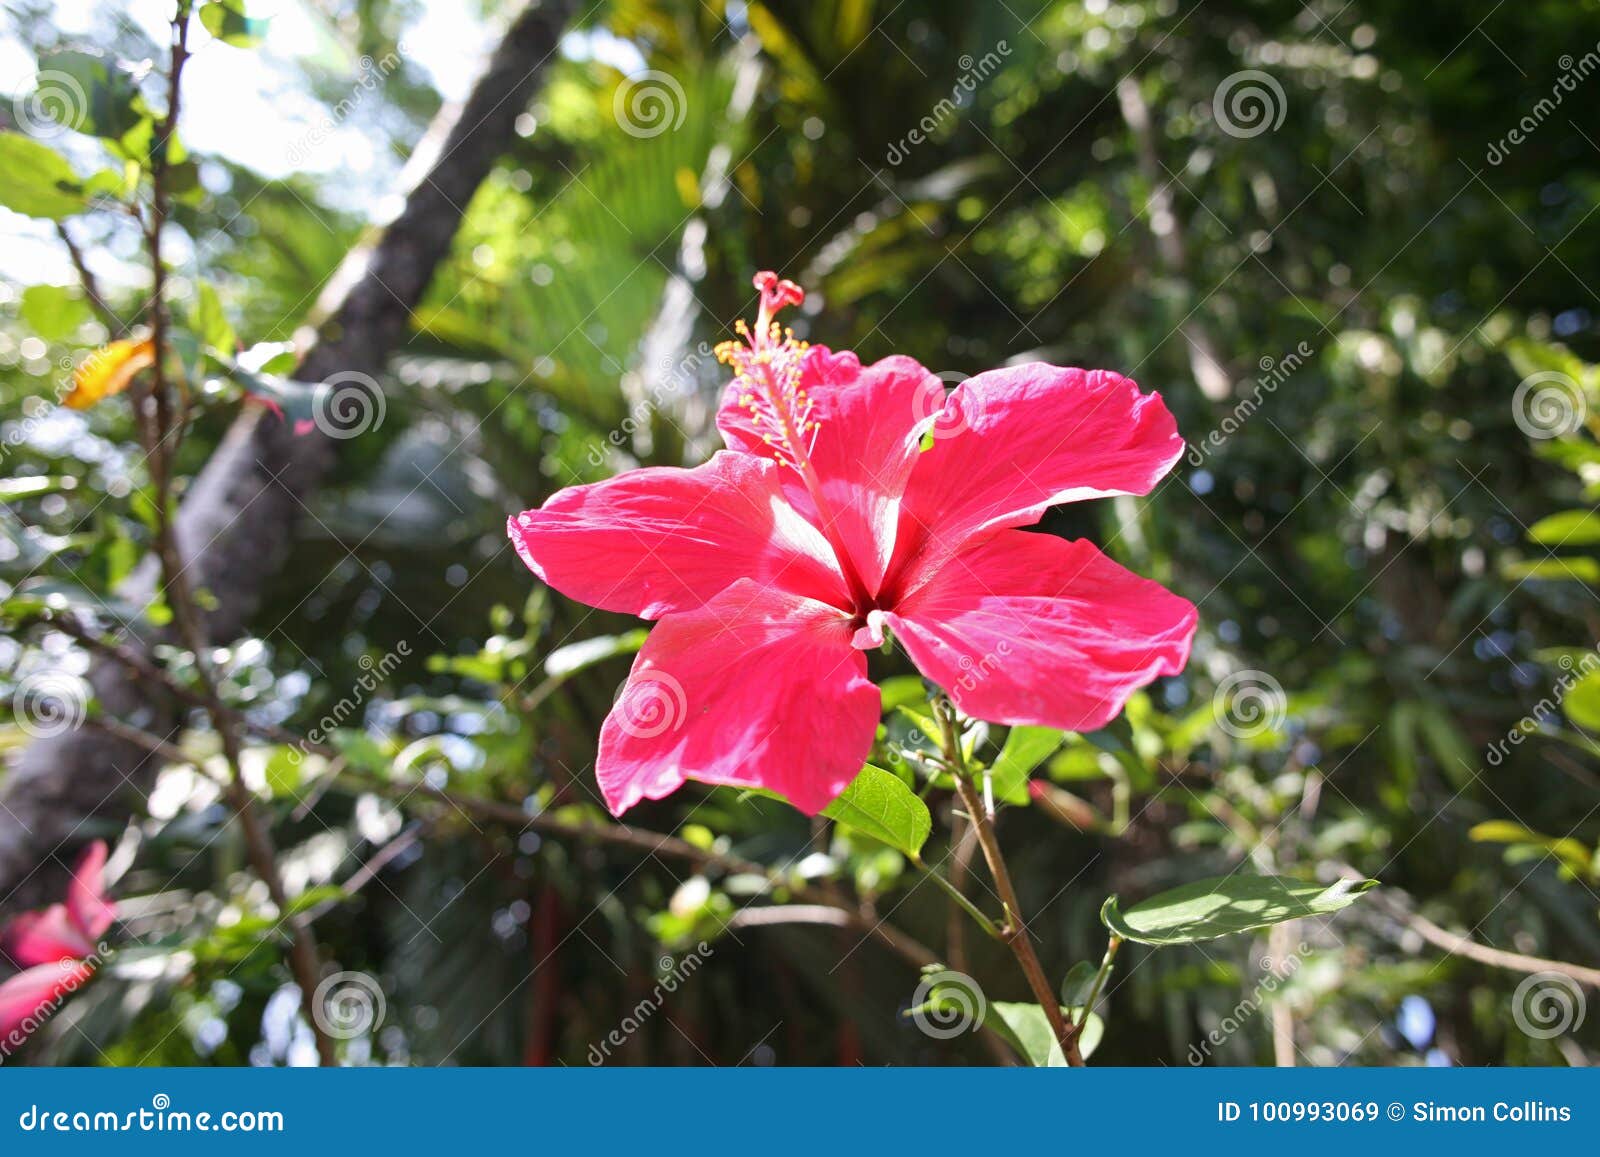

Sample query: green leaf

[262,746,303,798]
[0,475,77,501]
[0,134,85,219]
[985,1002,1103,1065]
[191,282,238,354]
[1059,960,1097,1006]
[1503,557,1600,584]
[1100,875,1377,946]
[1529,509,1600,546]
[544,631,647,677]
[822,764,931,856]
[35,50,147,141]
[201,0,270,48]
[987,725,1063,805]
[1564,670,1600,730]
[20,285,92,340]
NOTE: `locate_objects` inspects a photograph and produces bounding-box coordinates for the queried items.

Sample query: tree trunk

[0,0,577,914]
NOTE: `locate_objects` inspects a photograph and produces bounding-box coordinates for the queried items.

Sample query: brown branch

[54,221,123,332]
[1372,891,1600,989]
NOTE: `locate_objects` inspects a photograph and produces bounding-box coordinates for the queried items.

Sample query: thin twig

[54,221,122,332]
[139,1,335,1066]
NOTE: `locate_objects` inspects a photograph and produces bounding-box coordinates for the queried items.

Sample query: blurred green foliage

[3,0,1600,1066]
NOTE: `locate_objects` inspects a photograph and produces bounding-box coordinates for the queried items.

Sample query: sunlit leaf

[0,134,86,219]
[1101,875,1377,946]
[822,763,931,856]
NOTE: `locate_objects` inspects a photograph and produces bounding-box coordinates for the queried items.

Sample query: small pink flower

[0,841,115,1042]
[509,274,1197,815]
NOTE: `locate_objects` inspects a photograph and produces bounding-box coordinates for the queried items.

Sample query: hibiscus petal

[2,905,94,968]
[0,960,95,1043]
[884,530,1196,731]
[596,579,880,816]
[719,350,939,595]
[66,840,115,943]
[508,450,848,620]
[890,365,1183,591]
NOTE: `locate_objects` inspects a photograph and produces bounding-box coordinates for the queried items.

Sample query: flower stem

[1076,935,1122,1029]
[912,855,1004,941]
[935,697,1084,1066]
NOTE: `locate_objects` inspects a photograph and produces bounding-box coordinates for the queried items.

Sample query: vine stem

[936,698,1084,1066]
[140,1,335,1066]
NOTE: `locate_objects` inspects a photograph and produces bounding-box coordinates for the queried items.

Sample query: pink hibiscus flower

[508,273,1197,816]
[0,840,116,1043]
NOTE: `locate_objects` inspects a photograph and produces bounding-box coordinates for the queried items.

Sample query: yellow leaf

[64,338,156,410]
